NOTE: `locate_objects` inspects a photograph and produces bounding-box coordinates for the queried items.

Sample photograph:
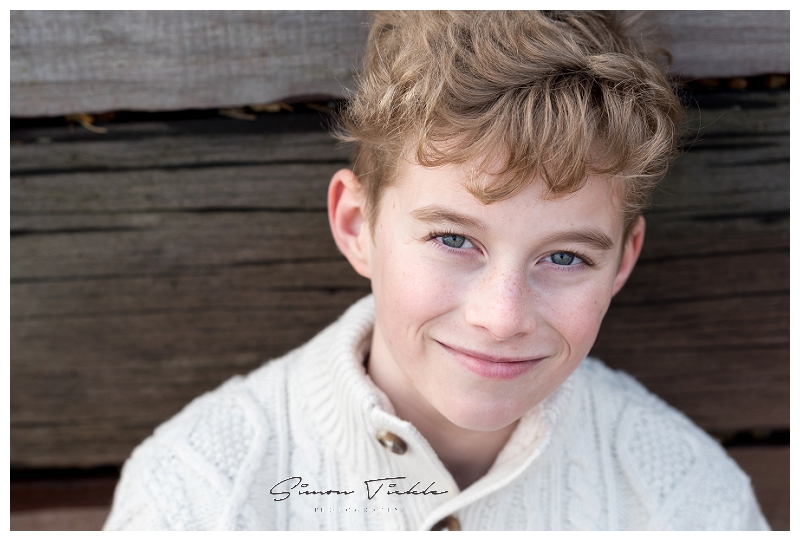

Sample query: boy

[105,11,768,530]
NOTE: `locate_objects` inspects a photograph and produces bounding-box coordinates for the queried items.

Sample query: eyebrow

[410,205,487,231]
[540,230,615,252]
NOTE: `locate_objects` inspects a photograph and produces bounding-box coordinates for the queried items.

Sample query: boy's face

[334,159,643,432]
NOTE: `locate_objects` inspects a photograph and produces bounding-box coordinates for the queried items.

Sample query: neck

[397,397,518,489]
[367,333,518,490]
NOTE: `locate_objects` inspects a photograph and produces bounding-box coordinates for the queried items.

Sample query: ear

[328,168,372,279]
[611,215,645,297]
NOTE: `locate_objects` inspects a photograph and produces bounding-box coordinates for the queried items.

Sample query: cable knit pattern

[187,395,255,484]
[622,405,699,509]
[105,295,770,531]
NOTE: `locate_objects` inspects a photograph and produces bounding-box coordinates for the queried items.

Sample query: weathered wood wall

[592,91,790,432]
[10,9,789,531]
[10,91,790,528]
[10,10,790,117]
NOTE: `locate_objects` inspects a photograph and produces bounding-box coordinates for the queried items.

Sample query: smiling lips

[437,342,545,380]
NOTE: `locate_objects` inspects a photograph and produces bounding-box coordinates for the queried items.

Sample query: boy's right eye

[440,234,468,248]
[428,231,477,252]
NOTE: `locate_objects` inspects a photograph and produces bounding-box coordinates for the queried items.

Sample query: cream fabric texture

[104,295,769,530]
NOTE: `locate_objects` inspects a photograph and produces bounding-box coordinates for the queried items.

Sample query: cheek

[535,278,612,351]
[372,240,464,344]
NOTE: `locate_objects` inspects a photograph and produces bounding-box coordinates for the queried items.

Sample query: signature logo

[270,476,449,501]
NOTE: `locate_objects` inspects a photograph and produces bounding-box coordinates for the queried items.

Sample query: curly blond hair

[335,11,682,235]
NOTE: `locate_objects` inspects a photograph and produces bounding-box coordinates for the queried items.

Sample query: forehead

[381,159,625,239]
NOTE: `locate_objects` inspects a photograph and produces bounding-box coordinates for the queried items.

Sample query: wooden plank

[10,11,789,117]
[641,215,789,261]
[10,125,352,173]
[727,446,790,530]
[10,507,110,531]
[613,251,788,304]
[10,212,339,280]
[11,289,368,370]
[632,11,790,79]
[594,295,787,351]
[679,90,789,136]
[11,163,338,214]
[11,261,368,320]
[11,10,371,117]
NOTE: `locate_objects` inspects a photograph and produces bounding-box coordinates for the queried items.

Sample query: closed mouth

[436,341,543,363]
[436,341,546,380]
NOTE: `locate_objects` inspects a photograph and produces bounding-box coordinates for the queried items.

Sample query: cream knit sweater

[104,295,769,530]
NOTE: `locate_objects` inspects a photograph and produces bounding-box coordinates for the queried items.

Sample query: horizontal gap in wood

[644,211,789,226]
[9,256,349,285]
[685,210,789,223]
[678,86,789,107]
[11,466,120,512]
[680,140,789,153]
[596,342,788,355]
[609,288,789,308]
[10,159,350,178]
[10,206,331,218]
[8,289,786,323]
[11,104,343,136]
[11,289,373,322]
[636,246,788,266]
[10,207,332,236]
[11,226,142,237]
[708,428,789,448]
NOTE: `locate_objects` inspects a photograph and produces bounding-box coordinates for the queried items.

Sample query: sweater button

[376,430,407,455]
[430,515,461,531]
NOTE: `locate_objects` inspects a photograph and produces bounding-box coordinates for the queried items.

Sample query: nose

[464,263,536,341]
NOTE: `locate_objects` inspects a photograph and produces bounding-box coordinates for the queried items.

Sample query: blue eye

[440,234,467,248]
[549,252,579,266]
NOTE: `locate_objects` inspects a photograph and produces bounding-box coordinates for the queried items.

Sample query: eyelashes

[426,230,597,268]
[427,231,477,255]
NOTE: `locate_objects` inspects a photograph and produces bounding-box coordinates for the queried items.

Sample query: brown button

[430,515,461,531]
[376,430,407,455]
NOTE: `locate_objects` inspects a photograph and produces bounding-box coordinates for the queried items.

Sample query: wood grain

[12,163,338,214]
[11,211,340,280]
[10,11,789,117]
[728,446,790,530]
[635,10,790,79]
[10,91,788,468]
[10,10,371,117]
[10,507,110,531]
[10,128,351,174]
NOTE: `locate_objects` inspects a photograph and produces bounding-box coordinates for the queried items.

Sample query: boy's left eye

[546,252,582,266]
[437,234,475,249]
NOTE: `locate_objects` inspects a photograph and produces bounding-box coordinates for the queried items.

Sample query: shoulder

[573,358,768,530]
[106,360,289,530]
